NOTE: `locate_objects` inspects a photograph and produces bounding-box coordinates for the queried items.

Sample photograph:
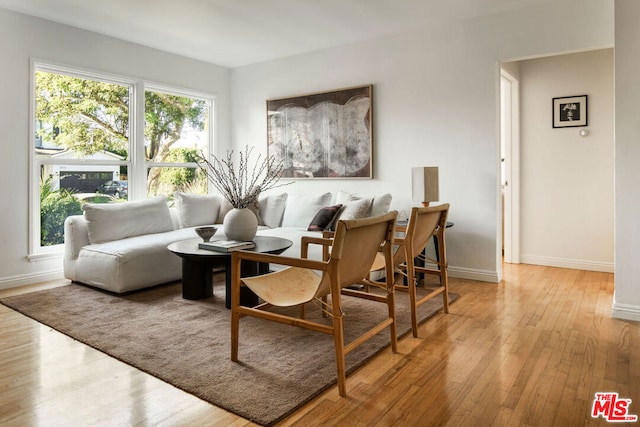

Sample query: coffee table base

[225,261,269,309]
[168,236,293,308]
[180,257,268,309]
[180,258,218,300]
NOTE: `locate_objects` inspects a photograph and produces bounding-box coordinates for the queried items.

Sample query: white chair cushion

[281,192,332,228]
[82,195,174,244]
[174,192,222,228]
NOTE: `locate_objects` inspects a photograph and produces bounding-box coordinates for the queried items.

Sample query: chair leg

[331,293,347,397]
[231,308,240,361]
[387,289,398,353]
[231,257,241,362]
[406,259,419,338]
[442,268,450,314]
[299,303,306,319]
[437,231,450,314]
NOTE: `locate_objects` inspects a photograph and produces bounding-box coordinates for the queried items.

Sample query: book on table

[198,240,256,252]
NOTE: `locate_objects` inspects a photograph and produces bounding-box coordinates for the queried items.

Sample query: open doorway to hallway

[499,49,614,274]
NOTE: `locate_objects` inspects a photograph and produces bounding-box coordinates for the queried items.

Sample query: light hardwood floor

[1,264,637,426]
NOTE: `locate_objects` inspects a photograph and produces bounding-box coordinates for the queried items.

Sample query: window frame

[29,60,215,258]
[142,83,214,200]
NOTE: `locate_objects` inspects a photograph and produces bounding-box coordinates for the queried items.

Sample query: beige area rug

[1,278,458,426]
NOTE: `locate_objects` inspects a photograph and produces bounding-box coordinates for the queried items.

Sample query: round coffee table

[168,236,293,308]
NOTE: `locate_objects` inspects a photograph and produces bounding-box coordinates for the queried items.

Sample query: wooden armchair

[230,211,398,397]
[365,204,450,338]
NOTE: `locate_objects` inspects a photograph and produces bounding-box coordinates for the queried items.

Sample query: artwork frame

[266,84,373,179]
[552,95,588,128]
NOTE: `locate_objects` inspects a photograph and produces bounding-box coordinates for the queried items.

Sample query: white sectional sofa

[63,191,392,294]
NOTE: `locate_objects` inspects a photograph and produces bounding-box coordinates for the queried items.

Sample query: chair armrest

[301,236,333,248]
[231,250,329,271]
[303,235,334,260]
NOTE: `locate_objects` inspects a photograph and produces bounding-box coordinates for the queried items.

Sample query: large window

[31,62,213,254]
[144,87,210,197]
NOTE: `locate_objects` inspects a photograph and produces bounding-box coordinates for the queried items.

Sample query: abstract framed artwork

[552,95,588,128]
[266,84,373,179]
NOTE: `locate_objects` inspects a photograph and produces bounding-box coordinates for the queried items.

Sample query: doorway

[500,68,519,264]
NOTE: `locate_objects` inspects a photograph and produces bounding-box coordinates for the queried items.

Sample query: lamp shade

[412,166,439,205]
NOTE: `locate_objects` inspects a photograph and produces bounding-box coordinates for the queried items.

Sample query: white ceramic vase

[223,207,258,241]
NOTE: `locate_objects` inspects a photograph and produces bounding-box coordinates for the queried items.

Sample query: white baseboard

[0,270,65,291]
[448,266,500,283]
[519,255,614,273]
[612,303,640,322]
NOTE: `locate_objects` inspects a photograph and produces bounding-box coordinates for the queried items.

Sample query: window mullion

[131,81,147,200]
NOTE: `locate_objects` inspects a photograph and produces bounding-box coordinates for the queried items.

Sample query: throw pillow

[216,199,234,224]
[307,204,343,232]
[281,192,332,228]
[214,198,263,225]
[335,190,361,205]
[249,197,264,226]
[174,192,222,228]
[326,205,346,231]
[83,195,174,244]
[258,193,288,228]
[339,198,373,221]
[335,190,392,217]
[370,193,393,217]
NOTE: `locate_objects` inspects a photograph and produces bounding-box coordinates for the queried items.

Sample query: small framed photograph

[552,95,588,128]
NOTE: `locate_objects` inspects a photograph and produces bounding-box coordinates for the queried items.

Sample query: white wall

[3,0,632,319]
[230,0,614,283]
[0,8,231,289]
[614,1,640,321]
[518,49,614,272]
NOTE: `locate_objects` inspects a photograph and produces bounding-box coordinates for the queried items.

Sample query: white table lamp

[412,166,439,207]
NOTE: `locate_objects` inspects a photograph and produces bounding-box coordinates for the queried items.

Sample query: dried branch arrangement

[198,146,290,208]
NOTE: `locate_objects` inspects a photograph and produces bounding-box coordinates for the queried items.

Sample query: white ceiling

[0,0,554,68]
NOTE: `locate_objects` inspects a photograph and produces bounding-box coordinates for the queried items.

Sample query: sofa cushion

[335,190,392,217]
[82,195,174,244]
[174,192,222,228]
[338,198,373,221]
[282,192,332,228]
[75,227,195,293]
[257,227,325,262]
[370,193,393,216]
[335,190,360,205]
[259,192,288,228]
[216,199,234,223]
[307,204,343,232]
[215,198,263,225]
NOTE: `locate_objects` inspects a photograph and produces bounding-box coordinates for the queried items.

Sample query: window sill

[28,250,63,262]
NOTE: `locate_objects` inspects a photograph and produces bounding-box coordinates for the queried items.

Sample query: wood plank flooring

[0,264,637,426]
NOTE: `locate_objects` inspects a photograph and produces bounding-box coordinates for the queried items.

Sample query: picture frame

[266,84,373,179]
[552,95,588,128]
